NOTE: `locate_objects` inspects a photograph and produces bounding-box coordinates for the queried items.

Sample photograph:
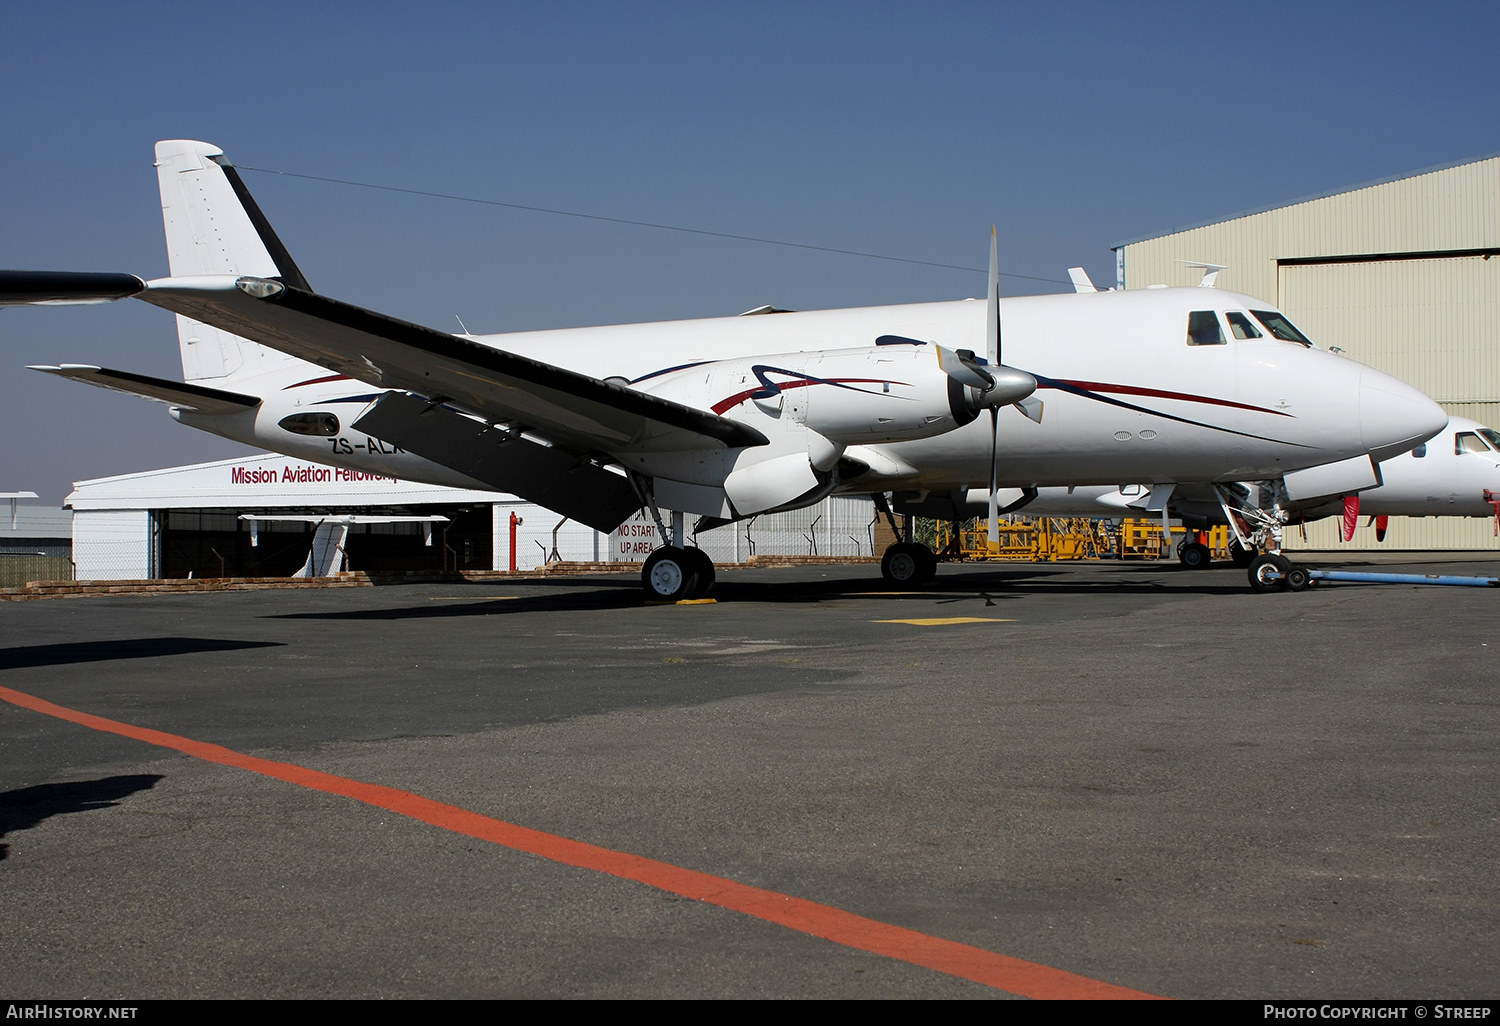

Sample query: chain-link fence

[504,495,886,570]
[0,553,74,588]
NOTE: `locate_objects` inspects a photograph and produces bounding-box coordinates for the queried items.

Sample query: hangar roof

[1111,151,1500,250]
[0,505,72,539]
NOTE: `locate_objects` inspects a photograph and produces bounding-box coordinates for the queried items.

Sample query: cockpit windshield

[1477,428,1500,451]
[1456,431,1494,455]
[1250,310,1315,347]
[1225,311,1262,340]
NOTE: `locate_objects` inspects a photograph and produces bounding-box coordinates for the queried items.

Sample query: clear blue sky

[3,1,1497,502]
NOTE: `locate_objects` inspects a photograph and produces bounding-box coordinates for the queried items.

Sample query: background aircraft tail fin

[154,139,309,383]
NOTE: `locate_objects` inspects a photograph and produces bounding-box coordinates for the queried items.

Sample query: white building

[65,453,883,580]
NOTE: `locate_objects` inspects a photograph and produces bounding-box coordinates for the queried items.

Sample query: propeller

[988,227,1002,550]
[981,227,1043,549]
[930,229,1041,550]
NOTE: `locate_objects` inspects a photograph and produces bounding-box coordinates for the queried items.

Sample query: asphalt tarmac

[1,553,1496,999]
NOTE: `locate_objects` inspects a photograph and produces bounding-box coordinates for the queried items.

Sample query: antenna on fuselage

[1177,260,1227,288]
[1067,267,1098,293]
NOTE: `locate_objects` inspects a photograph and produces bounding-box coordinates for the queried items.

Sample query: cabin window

[1187,311,1226,346]
[1250,310,1314,347]
[1411,443,1426,458]
[1225,311,1262,339]
[279,413,340,436]
[1455,431,1489,455]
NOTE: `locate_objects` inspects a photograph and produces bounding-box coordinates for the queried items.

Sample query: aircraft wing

[27,364,261,415]
[0,271,147,306]
[134,275,766,456]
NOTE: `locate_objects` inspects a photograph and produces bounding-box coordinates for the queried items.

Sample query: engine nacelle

[640,343,986,446]
[629,343,1034,516]
[722,452,832,517]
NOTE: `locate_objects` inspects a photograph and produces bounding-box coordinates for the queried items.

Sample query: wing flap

[138,277,766,455]
[353,391,641,532]
[28,364,261,415]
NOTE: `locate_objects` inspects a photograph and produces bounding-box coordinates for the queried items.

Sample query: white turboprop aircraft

[1015,416,1500,568]
[0,140,1447,597]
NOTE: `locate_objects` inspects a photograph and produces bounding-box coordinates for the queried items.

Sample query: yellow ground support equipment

[930,517,1113,562]
[925,517,1231,563]
[1116,520,1231,560]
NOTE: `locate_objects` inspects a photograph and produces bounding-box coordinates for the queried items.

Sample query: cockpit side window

[1478,428,1500,451]
[1455,431,1489,455]
[1250,310,1314,347]
[1187,310,1226,346]
[1224,311,1262,340]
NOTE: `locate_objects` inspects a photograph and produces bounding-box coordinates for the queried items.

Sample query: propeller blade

[988,406,1000,550]
[1013,397,1044,423]
[1341,494,1360,542]
[986,226,1000,367]
[935,344,994,390]
[1375,515,1389,543]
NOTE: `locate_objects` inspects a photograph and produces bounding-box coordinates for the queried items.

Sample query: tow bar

[1248,552,1500,591]
[1305,569,1500,588]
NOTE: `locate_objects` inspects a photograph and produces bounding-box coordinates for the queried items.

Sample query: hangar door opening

[160,505,494,578]
[1278,253,1500,428]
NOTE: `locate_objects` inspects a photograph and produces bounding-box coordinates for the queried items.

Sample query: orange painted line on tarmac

[0,683,1163,1000]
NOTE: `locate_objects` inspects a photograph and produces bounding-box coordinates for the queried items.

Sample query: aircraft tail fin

[154,139,310,382]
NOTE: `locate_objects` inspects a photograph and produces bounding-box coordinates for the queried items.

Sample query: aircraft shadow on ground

[268,564,1250,621]
[0,774,163,861]
[0,637,284,671]
[269,586,648,621]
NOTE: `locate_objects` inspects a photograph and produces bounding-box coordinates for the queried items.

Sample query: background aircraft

[1008,417,1500,570]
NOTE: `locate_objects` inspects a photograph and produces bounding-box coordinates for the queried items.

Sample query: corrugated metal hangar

[1114,153,1500,550]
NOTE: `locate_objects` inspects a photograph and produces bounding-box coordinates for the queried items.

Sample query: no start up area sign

[610,512,664,562]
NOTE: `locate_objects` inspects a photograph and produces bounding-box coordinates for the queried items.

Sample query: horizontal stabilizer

[0,271,145,306]
[353,391,642,532]
[27,364,261,415]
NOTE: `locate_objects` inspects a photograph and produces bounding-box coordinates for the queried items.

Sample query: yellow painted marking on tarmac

[875,617,1014,626]
[644,598,719,606]
[429,596,520,601]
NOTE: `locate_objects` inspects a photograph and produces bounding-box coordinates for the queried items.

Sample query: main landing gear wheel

[881,542,937,585]
[1178,542,1212,569]
[683,546,715,598]
[1228,538,1257,568]
[643,546,698,602]
[1247,552,1292,593]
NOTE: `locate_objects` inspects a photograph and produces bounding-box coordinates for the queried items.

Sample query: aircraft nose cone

[1360,367,1446,461]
